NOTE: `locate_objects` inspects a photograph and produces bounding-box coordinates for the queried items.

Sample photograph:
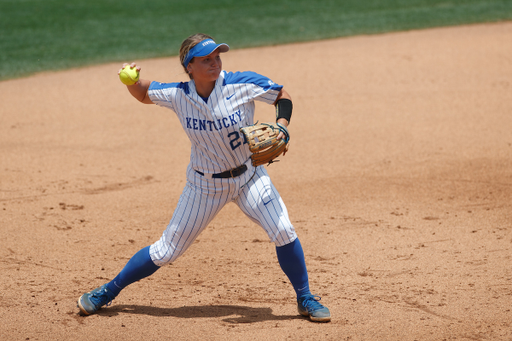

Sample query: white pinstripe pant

[149,164,297,266]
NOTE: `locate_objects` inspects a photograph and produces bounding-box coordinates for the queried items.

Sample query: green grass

[1,0,511,80]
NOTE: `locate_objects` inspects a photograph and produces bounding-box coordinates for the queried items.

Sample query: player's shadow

[99,304,301,324]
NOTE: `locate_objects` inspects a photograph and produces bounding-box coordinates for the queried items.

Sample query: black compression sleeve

[275,98,293,123]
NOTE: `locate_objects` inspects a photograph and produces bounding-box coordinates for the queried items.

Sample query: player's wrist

[275,98,292,123]
[277,118,289,127]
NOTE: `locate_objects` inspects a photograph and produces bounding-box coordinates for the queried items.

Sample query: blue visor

[183,39,230,68]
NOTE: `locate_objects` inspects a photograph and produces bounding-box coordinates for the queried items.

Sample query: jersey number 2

[228,131,247,151]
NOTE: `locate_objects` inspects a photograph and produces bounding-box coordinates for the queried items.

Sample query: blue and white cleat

[297,294,331,322]
[77,284,116,316]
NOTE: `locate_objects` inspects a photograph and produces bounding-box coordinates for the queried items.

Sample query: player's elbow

[139,93,154,104]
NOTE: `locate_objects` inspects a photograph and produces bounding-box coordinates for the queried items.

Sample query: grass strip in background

[0,0,511,80]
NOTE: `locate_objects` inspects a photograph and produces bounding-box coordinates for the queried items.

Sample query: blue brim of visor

[183,39,230,68]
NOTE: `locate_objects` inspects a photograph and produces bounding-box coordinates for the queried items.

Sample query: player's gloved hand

[240,122,290,167]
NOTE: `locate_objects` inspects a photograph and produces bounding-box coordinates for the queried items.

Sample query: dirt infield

[1,22,511,340]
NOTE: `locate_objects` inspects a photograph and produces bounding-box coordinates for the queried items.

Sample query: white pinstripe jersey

[148,70,283,175]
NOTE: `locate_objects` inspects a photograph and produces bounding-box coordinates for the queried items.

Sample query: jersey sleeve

[223,71,283,104]
[148,81,190,112]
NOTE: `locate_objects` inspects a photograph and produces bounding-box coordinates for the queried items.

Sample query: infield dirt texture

[1,22,512,340]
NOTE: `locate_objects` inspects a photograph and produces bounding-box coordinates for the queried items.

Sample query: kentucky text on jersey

[186,110,241,131]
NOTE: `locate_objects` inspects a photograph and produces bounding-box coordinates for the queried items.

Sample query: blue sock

[276,238,311,299]
[106,246,160,297]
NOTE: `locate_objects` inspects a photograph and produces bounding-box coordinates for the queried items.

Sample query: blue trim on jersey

[223,71,283,92]
[149,71,281,96]
[149,81,190,95]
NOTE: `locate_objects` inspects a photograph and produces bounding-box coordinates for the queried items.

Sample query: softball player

[77,33,330,322]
